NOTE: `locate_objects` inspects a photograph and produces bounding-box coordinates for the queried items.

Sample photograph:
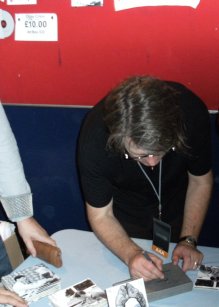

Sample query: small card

[194,264,219,290]
[49,278,108,307]
[152,218,171,258]
[106,278,149,307]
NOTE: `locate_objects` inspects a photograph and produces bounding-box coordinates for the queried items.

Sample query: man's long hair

[103,76,187,154]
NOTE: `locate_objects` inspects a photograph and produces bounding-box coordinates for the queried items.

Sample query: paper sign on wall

[114,0,200,11]
[71,0,103,6]
[7,0,37,4]
[15,13,58,41]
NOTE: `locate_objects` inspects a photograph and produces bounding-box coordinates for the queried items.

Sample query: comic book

[1,263,61,303]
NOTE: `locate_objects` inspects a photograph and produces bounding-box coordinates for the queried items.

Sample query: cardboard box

[3,233,24,270]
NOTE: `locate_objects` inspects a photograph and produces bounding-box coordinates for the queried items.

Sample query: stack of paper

[194,264,219,290]
[49,278,108,307]
[1,263,61,303]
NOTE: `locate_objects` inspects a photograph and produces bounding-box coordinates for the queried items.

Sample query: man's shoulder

[78,98,108,151]
[166,80,208,113]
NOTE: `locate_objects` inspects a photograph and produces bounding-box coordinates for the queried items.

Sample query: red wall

[0,0,218,109]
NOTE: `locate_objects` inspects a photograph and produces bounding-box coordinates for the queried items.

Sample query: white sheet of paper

[7,0,37,4]
[114,0,200,11]
[106,278,149,307]
[0,221,15,241]
[71,0,103,6]
[15,13,58,41]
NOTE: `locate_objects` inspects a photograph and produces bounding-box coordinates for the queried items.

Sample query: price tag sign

[15,13,58,41]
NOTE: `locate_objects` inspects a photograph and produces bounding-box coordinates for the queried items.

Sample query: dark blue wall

[2,105,219,247]
[2,105,91,234]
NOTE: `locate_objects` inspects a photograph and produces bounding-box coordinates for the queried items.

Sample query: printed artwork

[71,0,103,7]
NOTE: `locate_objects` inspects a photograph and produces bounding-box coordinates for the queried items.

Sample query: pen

[143,250,165,279]
[142,250,154,264]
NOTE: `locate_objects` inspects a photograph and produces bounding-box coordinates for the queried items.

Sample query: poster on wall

[114,0,200,11]
[71,0,103,6]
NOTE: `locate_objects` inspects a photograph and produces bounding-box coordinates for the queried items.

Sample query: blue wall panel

[3,105,91,234]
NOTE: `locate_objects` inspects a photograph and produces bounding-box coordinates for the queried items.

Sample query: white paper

[71,0,103,6]
[114,0,200,11]
[49,278,107,307]
[7,0,37,4]
[0,221,15,241]
[194,264,219,290]
[106,278,149,307]
[15,13,58,41]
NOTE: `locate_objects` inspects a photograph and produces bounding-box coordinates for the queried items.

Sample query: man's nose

[145,155,161,166]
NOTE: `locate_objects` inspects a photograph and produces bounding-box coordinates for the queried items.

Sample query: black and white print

[1,263,61,303]
[194,264,219,289]
[106,278,149,307]
[49,278,108,307]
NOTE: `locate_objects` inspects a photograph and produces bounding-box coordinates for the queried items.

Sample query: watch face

[186,237,197,246]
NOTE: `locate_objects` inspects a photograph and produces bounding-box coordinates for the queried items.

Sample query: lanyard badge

[138,160,171,258]
[152,218,171,258]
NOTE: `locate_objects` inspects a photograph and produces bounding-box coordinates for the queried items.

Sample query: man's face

[124,138,165,167]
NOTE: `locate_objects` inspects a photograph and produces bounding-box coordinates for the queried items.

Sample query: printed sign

[15,13,58,41]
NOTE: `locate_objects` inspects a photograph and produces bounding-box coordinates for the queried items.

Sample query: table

[15,229,219,306]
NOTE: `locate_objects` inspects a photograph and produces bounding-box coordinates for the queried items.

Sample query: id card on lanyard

[152,218,171,258]
[138,160,171,258]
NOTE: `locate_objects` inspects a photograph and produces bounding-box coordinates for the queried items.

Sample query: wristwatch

[178,236,197,247]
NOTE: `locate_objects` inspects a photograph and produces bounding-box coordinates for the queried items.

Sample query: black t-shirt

[77,82,211,241]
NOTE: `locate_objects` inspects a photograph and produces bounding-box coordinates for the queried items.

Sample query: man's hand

[0,288,27,307]
[128,250,164,281]
[172,242,203,271]
[17,217,56,257]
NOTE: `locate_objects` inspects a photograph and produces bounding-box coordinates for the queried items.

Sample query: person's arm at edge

[0,288,27,307]
[0,103,56,256]
[86,199,164,280]
[172,170,213,271]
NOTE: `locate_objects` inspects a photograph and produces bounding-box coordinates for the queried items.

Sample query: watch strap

[178,236,197,247]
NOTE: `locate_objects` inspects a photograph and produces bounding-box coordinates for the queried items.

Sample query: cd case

[194,264,219,290]
[144,262,193,301]
[49,278,108,307]
[1,263,61,303]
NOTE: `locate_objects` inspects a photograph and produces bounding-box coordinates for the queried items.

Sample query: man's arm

[86,200,164,280]
[172,170,213,271]
[181,170,213,238]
